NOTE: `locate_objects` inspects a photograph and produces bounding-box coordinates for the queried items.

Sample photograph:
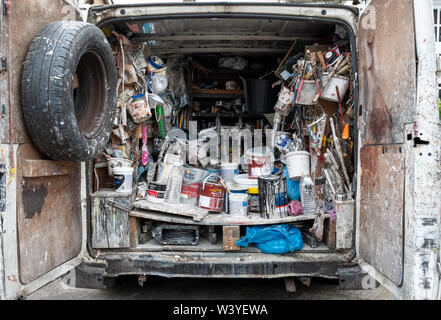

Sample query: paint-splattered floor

[28,276,395,300]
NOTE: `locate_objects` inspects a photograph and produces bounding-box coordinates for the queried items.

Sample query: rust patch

[22,183,48,219]
[7,274,18,282]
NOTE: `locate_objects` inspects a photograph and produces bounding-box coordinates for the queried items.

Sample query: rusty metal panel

[359,145,405,286]
[16,144,82,284]
[358,0,416,145]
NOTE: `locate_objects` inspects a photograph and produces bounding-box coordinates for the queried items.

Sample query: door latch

[0,57,7,74]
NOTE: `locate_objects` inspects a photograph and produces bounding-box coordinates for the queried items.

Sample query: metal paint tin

[258,175,289,219]
[198,175,226,213]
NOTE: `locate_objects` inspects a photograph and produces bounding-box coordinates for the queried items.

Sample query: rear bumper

[96,251,349,279]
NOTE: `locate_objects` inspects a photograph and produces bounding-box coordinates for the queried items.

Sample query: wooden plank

[323,223,336,249]
[133,200,209,221]
[91,196,131,249]
[106,238,330,253]
[193,88,244,95]
[21,159,74,177]
[223,226,240,251]
[130,216,141,249]
[335,199,355,249]
[130,209,328,226]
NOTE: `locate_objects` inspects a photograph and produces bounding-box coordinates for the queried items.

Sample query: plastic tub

[233,174,259,189]
[221,162,239,183]
[113,167,134,193]
[107,158,133,176]
[285,151,310,180]
[229,193,249,217]
[245,147,274,179]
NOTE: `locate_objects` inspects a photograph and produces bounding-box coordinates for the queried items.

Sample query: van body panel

[0,0,86,299]
[356,0,441,300]
[88,3,359,34]
[357,0,417,287]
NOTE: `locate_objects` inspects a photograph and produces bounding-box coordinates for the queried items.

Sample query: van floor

[28,276,394,300]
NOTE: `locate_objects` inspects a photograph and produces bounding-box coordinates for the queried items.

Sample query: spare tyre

[22,21,117,161]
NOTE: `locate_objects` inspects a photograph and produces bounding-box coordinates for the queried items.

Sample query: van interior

[88,16,356,259]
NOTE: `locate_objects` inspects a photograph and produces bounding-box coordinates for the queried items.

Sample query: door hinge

[2,0,10,16]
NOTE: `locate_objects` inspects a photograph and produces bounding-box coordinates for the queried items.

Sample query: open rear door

[0,0,86,299]
[357,0,416,286]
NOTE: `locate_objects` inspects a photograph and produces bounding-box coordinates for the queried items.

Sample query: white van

[0,0,439,300]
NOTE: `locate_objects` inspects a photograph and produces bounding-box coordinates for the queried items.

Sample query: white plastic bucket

[229,193,249,217]
[233,174,259,189]
[113,167,134,193]
[221,163,239,183]
[245,147,274,179]
[285,151,310,180]
[107,158,133,176]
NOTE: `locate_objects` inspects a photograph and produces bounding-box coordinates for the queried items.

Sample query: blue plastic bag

[285,167,300,201]
[236,224,304,254]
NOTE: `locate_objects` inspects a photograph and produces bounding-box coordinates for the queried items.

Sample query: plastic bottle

[165,162,184,204]
[300,176,316,215]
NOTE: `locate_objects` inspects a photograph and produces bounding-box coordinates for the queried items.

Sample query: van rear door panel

[16,144,82,284]
[358,0,416,286]
[1,0,84,297]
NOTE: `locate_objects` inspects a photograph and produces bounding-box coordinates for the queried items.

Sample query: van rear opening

[81,14,358,281]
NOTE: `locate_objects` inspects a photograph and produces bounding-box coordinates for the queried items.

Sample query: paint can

[285,151,310,180]
[245,147,274,179]
[207,159,221,176]
[225,183,248,213]
[113,167,134,194]
[107,157,133,176]
[258,175,289,219]
[180,166,209,206]
[198,175,226,213]
[229,193,249,217]
[248,187,260,213]
[221,162,239,183]
[147,181,167,203]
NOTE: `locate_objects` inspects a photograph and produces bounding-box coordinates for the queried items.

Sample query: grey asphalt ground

[27,275,394,300]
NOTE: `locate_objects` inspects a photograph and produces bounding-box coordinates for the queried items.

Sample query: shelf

[133,200,208,221]
[135,238,331,253]
[192,88,244,99]
[130,208,328,226]
[193,112,264,119]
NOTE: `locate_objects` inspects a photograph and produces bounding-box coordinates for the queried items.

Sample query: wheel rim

[73,49,108,139]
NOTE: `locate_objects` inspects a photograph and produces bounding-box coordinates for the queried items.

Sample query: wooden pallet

[133,200,209,221]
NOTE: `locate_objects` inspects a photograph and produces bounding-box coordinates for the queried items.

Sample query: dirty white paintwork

[89,3,358,33]
[335,199,354,249]
[0,144,87,299]
[356,0,441,300]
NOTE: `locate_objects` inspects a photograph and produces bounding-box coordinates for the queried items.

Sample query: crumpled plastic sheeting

[236,225,303,254]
